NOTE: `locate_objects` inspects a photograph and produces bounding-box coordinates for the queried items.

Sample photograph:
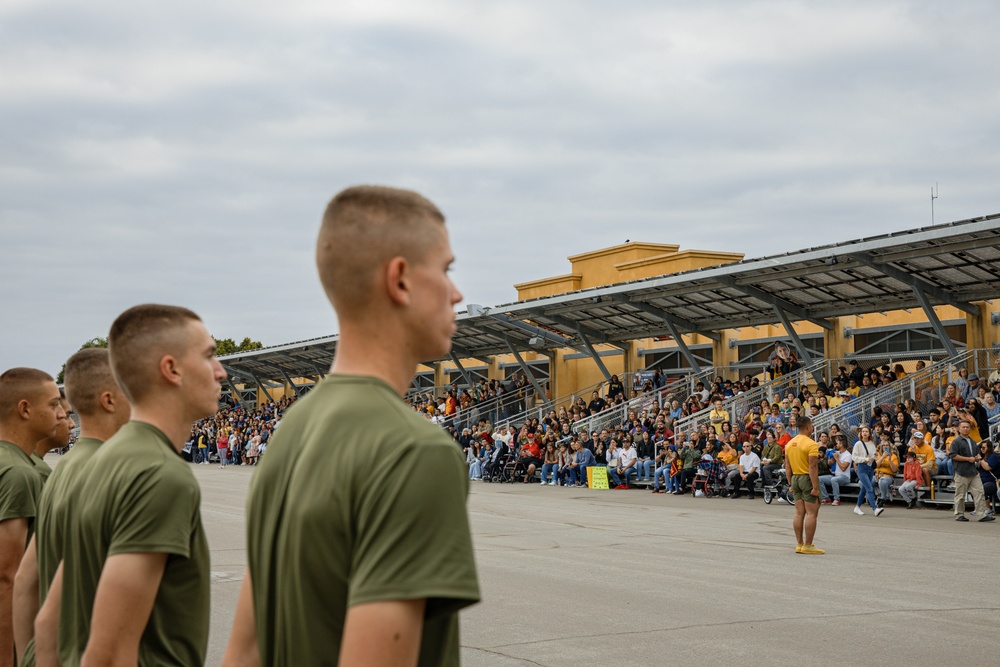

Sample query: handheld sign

[588,466,610,490]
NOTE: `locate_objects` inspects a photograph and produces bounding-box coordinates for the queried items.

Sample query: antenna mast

[930,183,938,224]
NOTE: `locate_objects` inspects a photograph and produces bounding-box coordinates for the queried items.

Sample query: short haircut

[316,185,446,317]
[108,304,202,403]
[64,348,118,417]
[0,367,55,420]
[796,415,812,429]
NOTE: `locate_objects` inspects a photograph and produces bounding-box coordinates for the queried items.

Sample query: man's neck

[330,327,418,397]
[79,418,121,443]
[34,442,59,457]
[130,405,194,452]
[0,427,38,457]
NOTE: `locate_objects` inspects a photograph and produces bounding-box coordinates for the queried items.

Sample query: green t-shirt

[21,438,103,667]
[30,452,53,484]
[247,375,480,667]
[58,422,210,667]
[0,440,42,534]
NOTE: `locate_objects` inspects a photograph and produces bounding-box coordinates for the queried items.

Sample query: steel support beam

[450,345,494,369]
[773,306,825,385]
[505,339,550,410]
[527,309,612,343]
[273,365,302,398]
[662,319,703,374]
[225,377,249,409]
[575,328,612,381]
[912,288,960,358]
[718,277,834,330]
[449,352,474,388]
[486,313,593,358]
[249,372,275,403]
[850,252,979,316]
[614,297,722,342]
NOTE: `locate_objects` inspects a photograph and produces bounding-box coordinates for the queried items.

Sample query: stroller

[762,466,795,505]
[691,459,728,498]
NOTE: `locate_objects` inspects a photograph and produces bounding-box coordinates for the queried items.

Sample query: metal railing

[818,350,956,387]
[673,359,827,439]
[812,351,972,441]
[569,368,717,437]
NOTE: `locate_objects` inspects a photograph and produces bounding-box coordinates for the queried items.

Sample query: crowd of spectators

[425,355,1000,514]
[184,395,297,467]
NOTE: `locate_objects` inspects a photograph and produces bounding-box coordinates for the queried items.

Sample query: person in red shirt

[775,423,792,451]
[897,450,924,509]
[519,430,543,483]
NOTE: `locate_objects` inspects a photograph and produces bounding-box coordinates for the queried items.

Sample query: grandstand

[217,212,1000,411]
[206,213,1000,514]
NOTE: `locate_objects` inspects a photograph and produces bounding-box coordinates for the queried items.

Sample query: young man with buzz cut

[785,416,824,555]
[13,349,131,667]
[223,185,481,667]
[37,304,225,667]
[0,368,66,667]
[28,397,74,486]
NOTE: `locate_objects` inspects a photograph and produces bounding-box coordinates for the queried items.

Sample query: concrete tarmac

[182,464,997,666]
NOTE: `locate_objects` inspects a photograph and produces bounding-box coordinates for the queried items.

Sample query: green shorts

[791,474,818,503]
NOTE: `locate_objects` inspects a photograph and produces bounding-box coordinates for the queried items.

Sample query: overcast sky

[3,0,1000,376]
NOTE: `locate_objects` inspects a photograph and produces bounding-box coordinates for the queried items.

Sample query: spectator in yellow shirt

[908,431,937,488]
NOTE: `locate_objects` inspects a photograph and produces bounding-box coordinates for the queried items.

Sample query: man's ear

[159,354,183,388]
[16,399,31,421]
[98,390,117,414]
[385,257,410,307]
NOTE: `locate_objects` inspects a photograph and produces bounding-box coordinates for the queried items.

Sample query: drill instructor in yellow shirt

[785,416,824,555]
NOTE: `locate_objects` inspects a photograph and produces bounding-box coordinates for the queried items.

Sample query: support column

[549,349,569,404]
[433,363,447,393]
[826,315,855,360]
[487,356,503,382]
[712,330,738,381]
[913,288,960,358]
[625,340,641,379]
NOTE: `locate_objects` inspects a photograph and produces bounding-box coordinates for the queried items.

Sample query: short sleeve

[108,466,198,557]
[349,442,480,618]
[0,466,41,522]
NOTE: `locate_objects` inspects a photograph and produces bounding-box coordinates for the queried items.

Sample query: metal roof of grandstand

[219,212,1000,381]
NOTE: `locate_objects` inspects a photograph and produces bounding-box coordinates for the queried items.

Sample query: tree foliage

[56,337,109,384]
[215,337,264,356]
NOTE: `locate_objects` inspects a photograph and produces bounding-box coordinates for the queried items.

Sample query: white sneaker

[854,506,865,516]
[874,507,885,517]
[539,481,546,486]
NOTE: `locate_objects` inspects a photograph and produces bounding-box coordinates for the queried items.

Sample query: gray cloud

[2,0,1000,374]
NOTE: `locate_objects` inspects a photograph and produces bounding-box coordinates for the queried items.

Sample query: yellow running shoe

[795,544,804,553]
[800,544,825,555]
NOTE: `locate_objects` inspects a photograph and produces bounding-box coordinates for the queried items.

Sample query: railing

[568,368,717,437]
[438,388,537,432]
[818,350,956,387]
[812,351,971,441]
[673,359,827,439]
[970,347,999,381]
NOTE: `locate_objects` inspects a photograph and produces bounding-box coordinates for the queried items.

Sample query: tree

[56,337,109,384]
[215,336,264,357]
